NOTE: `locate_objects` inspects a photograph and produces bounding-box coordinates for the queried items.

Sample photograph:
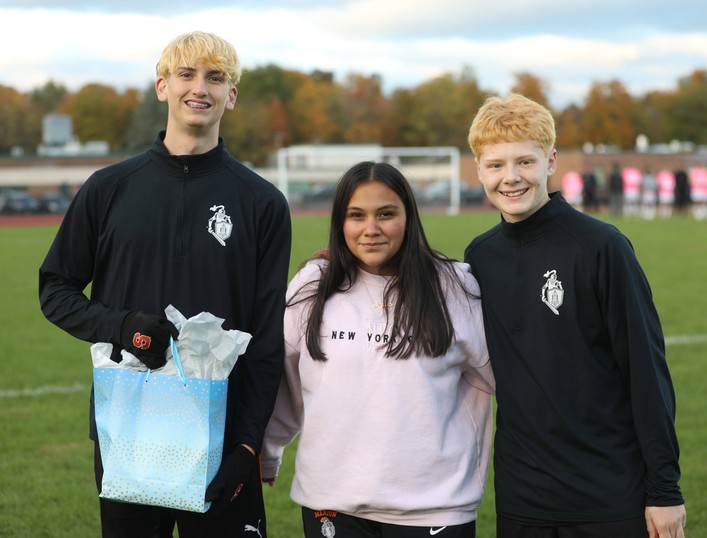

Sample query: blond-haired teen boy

[40,31,291,537]
[464,93,686,538]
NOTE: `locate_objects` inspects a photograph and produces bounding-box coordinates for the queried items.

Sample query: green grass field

[1,211,705,537]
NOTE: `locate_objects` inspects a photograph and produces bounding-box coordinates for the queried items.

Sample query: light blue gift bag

[94,338,228,512]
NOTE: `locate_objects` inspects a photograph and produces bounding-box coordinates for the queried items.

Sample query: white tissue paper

[90,304,252,380]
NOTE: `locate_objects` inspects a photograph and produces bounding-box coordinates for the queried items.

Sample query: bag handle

[170,337,187,385]
[143,337,186,385]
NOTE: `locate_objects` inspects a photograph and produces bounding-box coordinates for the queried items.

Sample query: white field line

[0,382,85,398]
[1,334,705,399]
[664,334,707,346]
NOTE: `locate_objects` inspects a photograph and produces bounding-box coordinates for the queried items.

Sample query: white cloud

[0,2,705,108]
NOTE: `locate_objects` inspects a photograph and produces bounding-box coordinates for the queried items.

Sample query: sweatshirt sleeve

[452,263,495,394]
[260,319,305,480]
[261,267,313,478]
[600,232,683,506]
[38,176,128,345]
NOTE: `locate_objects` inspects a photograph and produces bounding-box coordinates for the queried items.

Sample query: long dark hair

[293,161,471,361]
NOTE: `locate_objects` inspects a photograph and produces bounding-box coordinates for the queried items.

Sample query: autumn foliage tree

[555,104,584,149]
[122,82,167,153]
[288,75,343,144]
[393,68,487,148]
[339,73,390,144]
[665,69,707,145]
[511,72,552,111]
[582,80,638,148]
[58,83,139,152]
[2,67,707,164]
[0,85,42,154]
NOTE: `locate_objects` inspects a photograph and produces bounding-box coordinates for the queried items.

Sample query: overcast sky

[2,0,706,108]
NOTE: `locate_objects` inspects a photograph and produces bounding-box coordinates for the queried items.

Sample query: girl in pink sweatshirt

[263,161,494,538]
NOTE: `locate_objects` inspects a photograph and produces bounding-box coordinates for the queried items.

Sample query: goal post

[382,146,461,215]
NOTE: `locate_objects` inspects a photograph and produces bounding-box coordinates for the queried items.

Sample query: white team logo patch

[207,204,232,246]
[320,517,336,537]
[541,269,564,315]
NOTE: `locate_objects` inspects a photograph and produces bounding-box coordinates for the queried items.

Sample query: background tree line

[1,66,706,166]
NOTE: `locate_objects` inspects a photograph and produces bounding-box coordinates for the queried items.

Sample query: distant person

[561,171,583,208]
[39,31,292,537]
[673,168,691,215]
[640,166,658,220]
[464,93,686,538]
[622,166,642,217]
[262,161,495,537]
[608,161,624,217]
[581,166,599,212]
[656,169,675,218]
[593,165,606,206]
[689,166,707,220]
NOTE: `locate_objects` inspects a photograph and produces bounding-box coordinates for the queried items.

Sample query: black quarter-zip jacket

[39,132,292,454]
[465,192,683,523]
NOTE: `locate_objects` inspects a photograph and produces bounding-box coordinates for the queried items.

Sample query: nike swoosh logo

[430,527,447,536]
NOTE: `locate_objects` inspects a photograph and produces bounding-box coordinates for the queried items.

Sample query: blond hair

[156,31,242,87]
[468,93,556,157]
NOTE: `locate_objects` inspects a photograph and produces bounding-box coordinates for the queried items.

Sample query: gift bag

[94,338,228,513]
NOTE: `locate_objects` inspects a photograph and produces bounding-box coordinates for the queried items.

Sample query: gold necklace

[361,276,395,309]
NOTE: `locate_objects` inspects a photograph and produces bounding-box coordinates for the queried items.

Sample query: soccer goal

[275,144,462,214]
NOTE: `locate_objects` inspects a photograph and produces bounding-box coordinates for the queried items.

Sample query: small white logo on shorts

[244,519,262,537]
[320,516,336,537]
[430,527,447,535]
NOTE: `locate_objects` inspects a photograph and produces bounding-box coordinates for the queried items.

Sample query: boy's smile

[476,140,557,223]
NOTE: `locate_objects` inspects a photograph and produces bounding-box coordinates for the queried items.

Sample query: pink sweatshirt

[262,260,494,527]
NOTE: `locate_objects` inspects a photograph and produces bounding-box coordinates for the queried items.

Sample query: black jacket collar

[500,191,572,243]
[147,131,231,177]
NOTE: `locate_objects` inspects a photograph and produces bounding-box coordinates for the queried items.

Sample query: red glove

[120,311,178,369]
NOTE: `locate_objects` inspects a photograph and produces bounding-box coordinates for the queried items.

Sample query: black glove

[120,311,179,370]
[205,445,256,517]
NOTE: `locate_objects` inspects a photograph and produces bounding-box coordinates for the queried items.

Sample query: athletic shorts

[302,506,476,538]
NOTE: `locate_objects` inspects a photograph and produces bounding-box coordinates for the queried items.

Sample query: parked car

[302,183,337,206]
[460,185,486,206]
[0,189,40,214]
[421,181,486,206]
[36,192,72,214]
